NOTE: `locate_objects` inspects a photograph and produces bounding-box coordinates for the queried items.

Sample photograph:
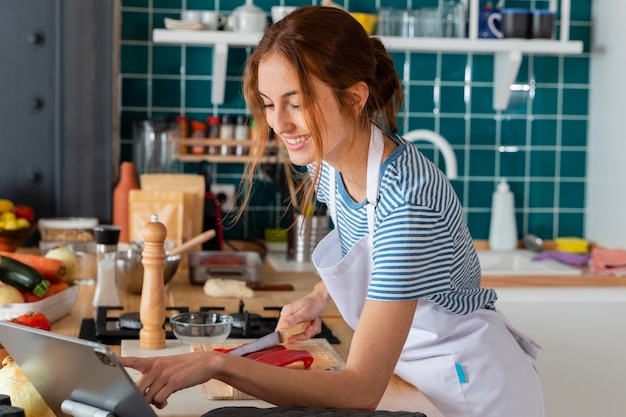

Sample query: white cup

[199,11,226,30]
[227,9,267,33]
[271,6,297,23]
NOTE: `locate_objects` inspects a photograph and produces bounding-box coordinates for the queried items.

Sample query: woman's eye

[289,103,301,110]
[262,103,274,109]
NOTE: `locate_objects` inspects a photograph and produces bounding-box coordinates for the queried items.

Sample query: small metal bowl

[169,312,233,345]
[116,249,180,294]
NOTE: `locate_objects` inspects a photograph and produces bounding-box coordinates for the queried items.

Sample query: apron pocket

[396,355,469,417]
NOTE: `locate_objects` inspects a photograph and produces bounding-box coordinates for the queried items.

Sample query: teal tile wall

[119,0,592,242]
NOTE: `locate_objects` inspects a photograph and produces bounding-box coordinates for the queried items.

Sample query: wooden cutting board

[191,339,344,400]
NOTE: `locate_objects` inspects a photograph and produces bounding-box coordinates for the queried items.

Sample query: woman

[121,7,544,417]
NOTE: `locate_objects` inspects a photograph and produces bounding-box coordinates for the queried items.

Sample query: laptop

[0,320,158,417]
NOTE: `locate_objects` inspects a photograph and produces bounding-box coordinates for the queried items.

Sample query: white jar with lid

[488,179,517,251]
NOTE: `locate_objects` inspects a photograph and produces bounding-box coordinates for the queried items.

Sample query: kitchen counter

[50,263,445,417]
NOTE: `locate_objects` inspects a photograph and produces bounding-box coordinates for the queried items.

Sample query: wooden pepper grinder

[139,214,167,349]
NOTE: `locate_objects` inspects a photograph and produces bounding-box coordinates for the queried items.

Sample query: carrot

[0,251,66,283]
[24,282,70,302]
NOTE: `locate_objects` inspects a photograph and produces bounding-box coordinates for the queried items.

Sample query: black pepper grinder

[92,225,122,308]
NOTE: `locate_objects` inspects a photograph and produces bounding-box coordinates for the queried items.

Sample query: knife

[246,283,294,291]
[227,322,309,357]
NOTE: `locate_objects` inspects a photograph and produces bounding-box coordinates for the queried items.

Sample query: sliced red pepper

[243,345,286,359]
[212,344,286,357]
[255,349,314,369]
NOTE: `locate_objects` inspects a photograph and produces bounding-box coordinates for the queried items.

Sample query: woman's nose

[271,108,294,135]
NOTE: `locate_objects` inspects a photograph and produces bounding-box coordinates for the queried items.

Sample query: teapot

[226,0,267,33]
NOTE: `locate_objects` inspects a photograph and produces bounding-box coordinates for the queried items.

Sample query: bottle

[488,179,517,251]
[190,120,207,155]
[93,225,122,308]
[206,116,221,155]
[174,115,189,154]
[219,115,234,156]
[234,115,249,156]
[112,162,140,243]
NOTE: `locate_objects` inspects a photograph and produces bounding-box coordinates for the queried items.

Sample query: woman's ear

[348,81,370,116]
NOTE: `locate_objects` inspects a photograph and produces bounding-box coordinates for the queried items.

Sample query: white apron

[311,126,545,417]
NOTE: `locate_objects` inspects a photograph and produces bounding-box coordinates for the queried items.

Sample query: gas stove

[78,301,340,345]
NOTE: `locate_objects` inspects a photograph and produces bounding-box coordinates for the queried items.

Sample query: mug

[271,6,297,23]
[500,9,530,39]
[530,9,555,39]
[227,9,267,33]
[199,11,226,30]
[478,8,502,39]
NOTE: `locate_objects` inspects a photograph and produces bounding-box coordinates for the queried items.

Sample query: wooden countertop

[50,263,445,417]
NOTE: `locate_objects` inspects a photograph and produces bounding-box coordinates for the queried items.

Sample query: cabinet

[495,287,626,417]
[152,0,582,111]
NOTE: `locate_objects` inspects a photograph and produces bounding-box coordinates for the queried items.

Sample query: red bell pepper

[255,349,314,369]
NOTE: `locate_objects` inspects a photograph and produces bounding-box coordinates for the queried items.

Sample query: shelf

[176,138,283,164]
[152,0,582,110]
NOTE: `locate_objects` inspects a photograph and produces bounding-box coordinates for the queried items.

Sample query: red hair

[239,6,403,217]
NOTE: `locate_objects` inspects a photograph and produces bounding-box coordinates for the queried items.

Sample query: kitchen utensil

[522,234,544,252]
[227,322,309,356]
[188,251,263,285]
[500,8,530,39]
[271,6,297,23]
[530,9,555,39]
[226,0,267,33]
[168,229,216,257]
[246,283,294,291]
[116,251,181,294]
[170,312,234,344]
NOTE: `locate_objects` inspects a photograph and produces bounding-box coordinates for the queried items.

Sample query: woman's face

[257,53,353,167]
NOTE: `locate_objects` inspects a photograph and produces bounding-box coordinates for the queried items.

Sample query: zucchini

[0,255,48,296]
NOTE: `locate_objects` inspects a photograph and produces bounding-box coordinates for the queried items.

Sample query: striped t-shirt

[314,133,497,315]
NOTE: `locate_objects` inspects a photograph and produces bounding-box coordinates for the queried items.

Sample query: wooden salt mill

[139,214,167,349]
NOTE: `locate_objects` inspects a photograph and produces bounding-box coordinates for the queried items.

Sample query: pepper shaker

[139,214,167,349]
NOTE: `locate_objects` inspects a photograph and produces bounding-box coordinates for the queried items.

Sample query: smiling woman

[120,7,545,416]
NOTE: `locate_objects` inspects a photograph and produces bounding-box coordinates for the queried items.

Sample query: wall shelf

[152,0,582,110]
[177,138,283,164]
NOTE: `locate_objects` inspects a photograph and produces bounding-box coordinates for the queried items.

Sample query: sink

[477,249,582,276]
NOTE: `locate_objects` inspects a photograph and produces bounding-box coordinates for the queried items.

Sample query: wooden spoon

[168,229,216,257]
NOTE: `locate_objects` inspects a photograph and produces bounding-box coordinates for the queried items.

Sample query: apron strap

[327,125,385,234]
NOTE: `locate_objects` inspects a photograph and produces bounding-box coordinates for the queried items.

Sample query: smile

[283,136,309,145]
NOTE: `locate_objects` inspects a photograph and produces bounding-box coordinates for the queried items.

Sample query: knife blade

[227,322,309,357]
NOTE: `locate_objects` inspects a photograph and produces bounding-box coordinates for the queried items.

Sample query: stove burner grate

[78,304,340,345]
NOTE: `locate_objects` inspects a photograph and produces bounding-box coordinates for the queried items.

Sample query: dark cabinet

[0,0,116,241]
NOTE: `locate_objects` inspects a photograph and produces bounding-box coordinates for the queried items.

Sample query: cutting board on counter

[192,339,344,400]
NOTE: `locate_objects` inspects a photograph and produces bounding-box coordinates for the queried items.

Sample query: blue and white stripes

[314,133,497,315]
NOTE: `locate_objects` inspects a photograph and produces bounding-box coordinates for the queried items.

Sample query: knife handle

[278,322,309,342]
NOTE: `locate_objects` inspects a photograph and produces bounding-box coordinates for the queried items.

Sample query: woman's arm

[121,296,417,410]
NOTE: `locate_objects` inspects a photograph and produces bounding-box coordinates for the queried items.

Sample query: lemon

[3,219,18,230]
[0,199,13,213]
[0,211,16,222]
[16,218,30,229]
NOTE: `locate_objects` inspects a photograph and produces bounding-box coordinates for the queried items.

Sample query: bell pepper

[255,349,314,369]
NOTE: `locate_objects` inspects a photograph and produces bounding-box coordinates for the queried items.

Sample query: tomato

[13,205,35,222]
[9,311,52,331]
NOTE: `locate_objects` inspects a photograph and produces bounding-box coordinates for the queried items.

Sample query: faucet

[403,129,458,179]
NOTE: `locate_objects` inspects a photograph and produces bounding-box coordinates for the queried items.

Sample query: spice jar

[206,116,221,155]
[234,115,249,156]
[190,120,207,155]
[219,115,234,156]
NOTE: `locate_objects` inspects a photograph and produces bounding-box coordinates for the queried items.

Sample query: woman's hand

[120,352,218,408]
[276,281,330,342]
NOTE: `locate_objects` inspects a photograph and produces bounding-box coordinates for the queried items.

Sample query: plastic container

[38,217,99,242]
[488,179,517,251]
[188,251,262,285]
